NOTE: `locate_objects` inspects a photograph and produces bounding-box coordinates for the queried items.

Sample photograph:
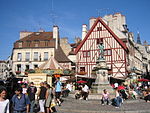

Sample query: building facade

[75,17,128,79]
[75,13,150,80]
[12,26,71,75]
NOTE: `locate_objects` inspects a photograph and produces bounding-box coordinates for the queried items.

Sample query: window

[34,52,38,61]
[25,65,29,70]
[45,40,49,46]
[83,51,90,57]
[17,53,22,61]
[97,38,103,44]
[80,67,85,72]
[104,49,112,56]
[34,64,38,69]
[44,52,48,61]
[34,40,39,47]
[25,52,30,61]
[26,40,31,47]
[17,64,21,71]
[97,27,102,31]
[87,51,90,57]
[18,42,22,48]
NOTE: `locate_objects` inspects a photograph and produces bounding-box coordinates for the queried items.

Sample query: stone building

[0,61,6,79]
[11,26,71,75]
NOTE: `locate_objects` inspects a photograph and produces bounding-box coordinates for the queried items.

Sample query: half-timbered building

[75,17,128,79]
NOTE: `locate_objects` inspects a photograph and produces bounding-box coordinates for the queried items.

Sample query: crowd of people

[100,81,150,108]
[0,77,73,113]
[1,77,150,113]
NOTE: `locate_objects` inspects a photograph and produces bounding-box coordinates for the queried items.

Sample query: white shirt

[0,99,9,113]
[114,83,118,88]
[115,91,120,97]
[66,84,72,91]
[82,85,89,92]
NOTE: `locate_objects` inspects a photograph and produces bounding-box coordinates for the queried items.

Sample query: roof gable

[55,45,71,63]
[39,56,64,69]
[75,17,128,53]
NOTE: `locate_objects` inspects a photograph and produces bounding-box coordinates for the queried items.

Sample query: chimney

[82,24,87,40]
[38,29,45,32]
[20,31,33,39]
[89,17,96,29]
[53,26,59,49]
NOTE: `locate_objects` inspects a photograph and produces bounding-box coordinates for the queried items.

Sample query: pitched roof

[14,32,55,48]
[39,56,64,69]
[18,32,53,41]
[55,45,71,63]
[75,17,128,53]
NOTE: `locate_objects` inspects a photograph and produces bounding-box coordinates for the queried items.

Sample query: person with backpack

[11,87,30,113]
[27,82,37,113]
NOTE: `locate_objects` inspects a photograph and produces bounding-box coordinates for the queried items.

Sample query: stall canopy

[76,80,87,83]
[138,78,150,82]
[39,56,64,70]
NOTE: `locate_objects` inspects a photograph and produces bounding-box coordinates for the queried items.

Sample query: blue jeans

[30,100,35,113]
[13,111,26,113]
[114,96,122,107]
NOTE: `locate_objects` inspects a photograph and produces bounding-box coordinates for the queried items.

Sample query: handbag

[51,99,56,108]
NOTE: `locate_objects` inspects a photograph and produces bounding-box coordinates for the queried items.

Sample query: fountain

[91,42,114,96]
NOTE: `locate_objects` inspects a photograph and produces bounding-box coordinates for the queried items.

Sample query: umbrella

[138,78,150,82]
[76,80,87,83]
[60,77,68,81]
[117,85,125,90]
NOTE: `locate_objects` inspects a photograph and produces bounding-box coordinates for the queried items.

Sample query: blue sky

[0,0,150,60]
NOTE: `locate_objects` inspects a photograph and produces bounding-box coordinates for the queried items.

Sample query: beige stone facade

[12,26,71,76]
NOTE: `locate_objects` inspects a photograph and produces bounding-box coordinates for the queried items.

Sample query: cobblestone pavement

[55,97,150,113]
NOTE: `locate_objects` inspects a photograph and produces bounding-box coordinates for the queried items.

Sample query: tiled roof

[55,45,71,63]
[14,32,55,48]
[0,61,5,63]
[19,32,53,41]
[70,42,81,48]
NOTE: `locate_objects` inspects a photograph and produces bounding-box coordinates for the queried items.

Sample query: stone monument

[91,42,114,95]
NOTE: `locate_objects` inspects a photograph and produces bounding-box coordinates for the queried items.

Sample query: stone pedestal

[91,59,114,96]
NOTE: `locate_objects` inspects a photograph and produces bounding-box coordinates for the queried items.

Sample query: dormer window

[18,42,22,48]
[34,40,39,47]
[45,40,49,46]
[26,40,31,47]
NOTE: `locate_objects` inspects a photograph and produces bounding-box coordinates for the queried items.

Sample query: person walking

[54,77,62,106]
[11,87,30,113]
[0,86,9,113]
[37,82,47,113]
[27,82,37,113]
[45,84,53,113]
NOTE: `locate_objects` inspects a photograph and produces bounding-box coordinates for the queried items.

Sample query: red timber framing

[75,17,128,79]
